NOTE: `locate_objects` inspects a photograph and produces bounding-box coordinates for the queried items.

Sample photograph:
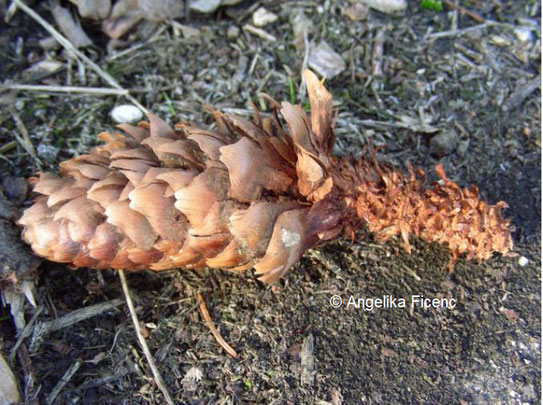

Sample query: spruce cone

[18,70,513,283]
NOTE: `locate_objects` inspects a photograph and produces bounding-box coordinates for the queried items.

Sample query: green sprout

[162,92,176,116]
[288,76,296,104]
[420,0,443,11]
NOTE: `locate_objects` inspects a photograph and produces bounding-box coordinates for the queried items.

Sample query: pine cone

[18,70,513,283]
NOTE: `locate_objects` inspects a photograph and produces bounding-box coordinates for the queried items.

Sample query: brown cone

[18,70,514,283]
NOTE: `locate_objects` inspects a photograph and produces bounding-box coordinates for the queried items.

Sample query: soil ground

[0,1,540,404]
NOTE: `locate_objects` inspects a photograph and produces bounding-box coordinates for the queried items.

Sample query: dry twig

[9,306,44,363]
[2,83,129,96]
[35,299,123,335]
[197,293,238,358]
[243,24,277,42]
[371,28,385,77]
[298,30,310,101]
[4,1,19,23]
[15,343,38,402]
[118,270,174,405]
[503,75,541,111]
[443,0,485,23]
[106,25,166,62]
[426,22,490,39]
[29,298,124,353]
[9,109,42,168]
[45,360,81,405]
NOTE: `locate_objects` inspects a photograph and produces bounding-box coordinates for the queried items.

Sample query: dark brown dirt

[0,1,540,404]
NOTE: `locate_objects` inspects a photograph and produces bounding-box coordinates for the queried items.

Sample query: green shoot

[419,0,443,11]
[162,92,176,116]
[288,76,296,104]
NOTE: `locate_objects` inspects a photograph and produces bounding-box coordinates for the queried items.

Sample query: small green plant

[162,92,176,116]
[288,76,296,104]
[420,0,443,11]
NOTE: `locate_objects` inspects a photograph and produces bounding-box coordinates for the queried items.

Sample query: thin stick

[197,293,238,358]
[9,109,42,168]
[9,306,44,363]
[503,75,541,112]
[0,140,16,154]
[442,0,485,23]
[4,1,19,23]
[29,298,125,353]
[2,83,129,96]
[16,344,38,401]
[426,22,489,39]
[243,24,277,42]
[12,0,149,114]
[118,270,174,405]
[106,25,166,62]
[37,298,124,334]
[371,28,385,77]
[298,29,310,101]
[45,360,81,405]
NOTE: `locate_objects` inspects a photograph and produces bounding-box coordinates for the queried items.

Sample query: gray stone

[189,0,221,13]
[429,130,458,157]
[308,41,346,79]
[227,25,240,39]
[77,0,111,20]
[343,2,369,21]
[138,0,184,21]
[37,143,60,161]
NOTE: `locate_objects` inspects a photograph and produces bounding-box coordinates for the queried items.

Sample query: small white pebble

[518,256,529,267]
[14,99,25,111]
[489,34,510,47]
[360,0,407,14]
[252,7,278,27]
[514,27,533,43]
[111,104,143,124]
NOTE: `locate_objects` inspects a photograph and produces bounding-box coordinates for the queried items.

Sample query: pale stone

[111,104,144,123]
[514,27,533,43]
[189,0,221,13]
[343,2,369,21]
[359,0,406,14]
[227,25,240,39]
[308,41,346,79]
[252,7,278,27]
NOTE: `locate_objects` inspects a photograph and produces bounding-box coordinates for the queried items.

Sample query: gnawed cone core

[18,70,513,283]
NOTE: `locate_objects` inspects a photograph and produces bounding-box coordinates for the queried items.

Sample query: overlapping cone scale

[18,70,513,283]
